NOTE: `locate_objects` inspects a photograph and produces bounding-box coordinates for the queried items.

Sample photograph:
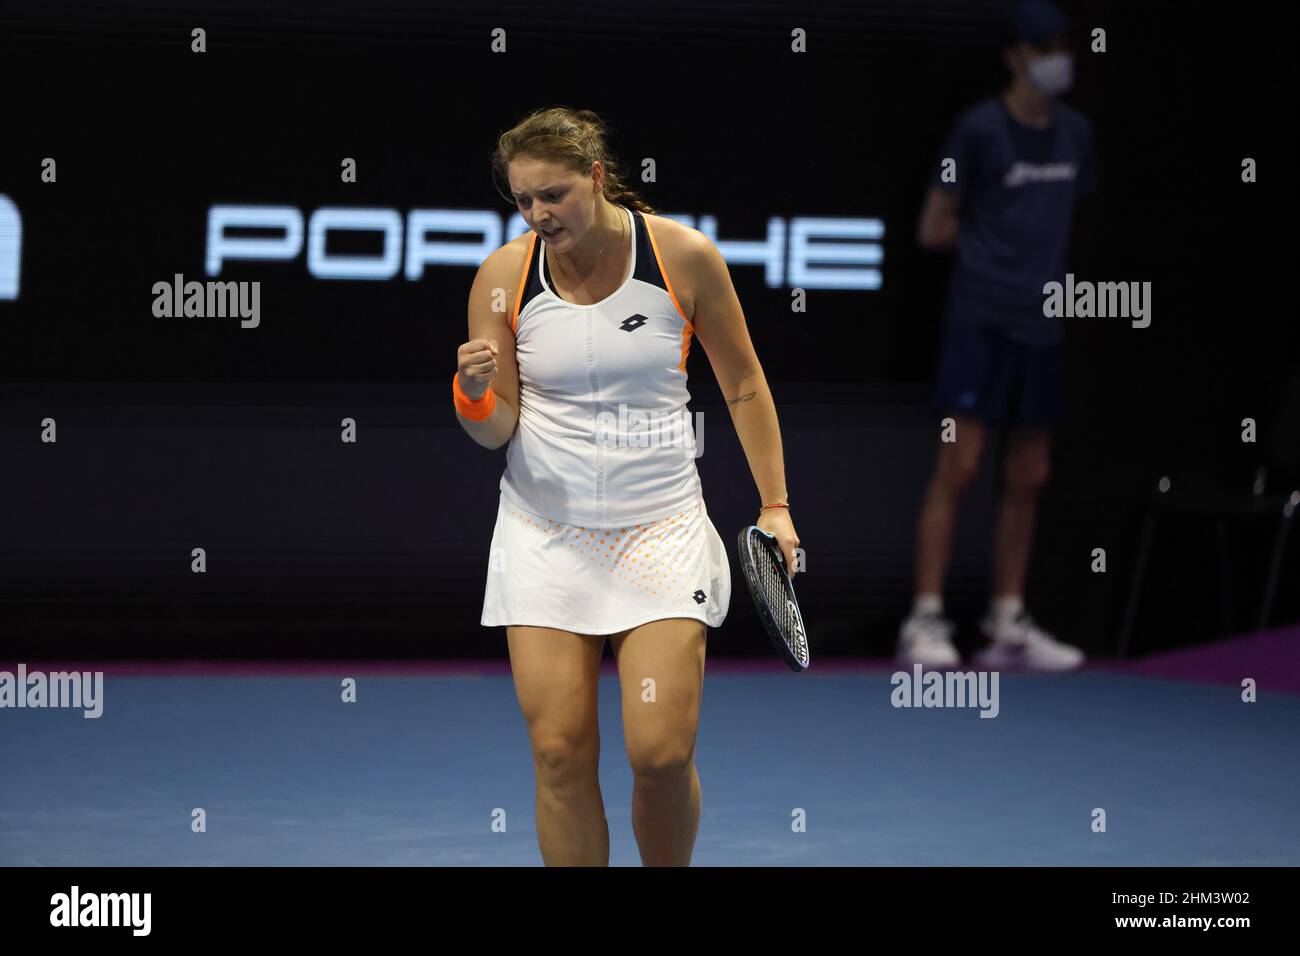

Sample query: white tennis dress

[481,205,732,635]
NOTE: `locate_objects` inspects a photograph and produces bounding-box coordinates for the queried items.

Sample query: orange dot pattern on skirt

[507,506,701,600]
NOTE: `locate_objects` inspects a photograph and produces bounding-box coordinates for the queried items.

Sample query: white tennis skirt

[481,492,732,635]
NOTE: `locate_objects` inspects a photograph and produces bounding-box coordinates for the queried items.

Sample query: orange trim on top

[642,216,693,374]
[510,232,538,336]
[643,216,690,325]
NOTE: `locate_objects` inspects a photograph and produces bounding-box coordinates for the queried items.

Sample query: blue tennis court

[4,656,1296,866]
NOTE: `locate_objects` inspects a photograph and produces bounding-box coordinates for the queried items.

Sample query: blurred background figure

[899,0,1097,670]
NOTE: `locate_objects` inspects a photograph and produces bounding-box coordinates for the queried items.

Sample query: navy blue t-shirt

[932,95,1097,344]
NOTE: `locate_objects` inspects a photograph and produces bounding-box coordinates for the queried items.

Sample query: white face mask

[1027,51,1073,96]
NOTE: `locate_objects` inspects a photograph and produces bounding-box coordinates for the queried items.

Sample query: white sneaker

[896,612,961,667]
[975,611,1084,671]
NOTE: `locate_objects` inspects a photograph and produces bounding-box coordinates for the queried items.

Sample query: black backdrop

[1,0,1295,659]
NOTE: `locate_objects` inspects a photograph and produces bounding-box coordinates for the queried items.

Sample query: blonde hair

[492,106,655,214]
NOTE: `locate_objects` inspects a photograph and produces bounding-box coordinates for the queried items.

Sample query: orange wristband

[761,502,790,511]
[453,372,497,421]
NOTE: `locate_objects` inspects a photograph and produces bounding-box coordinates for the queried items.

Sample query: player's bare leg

[506,625,610,866]
[609,617,707,866]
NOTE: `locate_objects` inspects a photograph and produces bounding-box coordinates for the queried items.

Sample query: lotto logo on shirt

[1003,161,1078,188]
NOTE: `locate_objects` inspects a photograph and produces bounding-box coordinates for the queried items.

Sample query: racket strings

[752,536,801,654]
[739,529,809,670]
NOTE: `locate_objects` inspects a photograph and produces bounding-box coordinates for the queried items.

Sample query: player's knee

[628,743,693,784]
[532,731,599,784]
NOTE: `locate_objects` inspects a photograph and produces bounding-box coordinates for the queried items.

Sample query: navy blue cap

[1011,1,1068,47]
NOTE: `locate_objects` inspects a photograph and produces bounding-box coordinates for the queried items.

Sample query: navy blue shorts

[932,323,1065,428]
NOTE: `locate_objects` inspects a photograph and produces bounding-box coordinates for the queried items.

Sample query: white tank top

[499,205,703,529]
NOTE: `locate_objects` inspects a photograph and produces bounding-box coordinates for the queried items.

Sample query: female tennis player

[453,107,799,866]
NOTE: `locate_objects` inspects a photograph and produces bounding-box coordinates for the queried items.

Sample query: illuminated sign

[0,195,20,300]
[205,205,884,290]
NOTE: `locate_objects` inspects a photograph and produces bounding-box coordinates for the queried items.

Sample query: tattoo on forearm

[726,391,756,407]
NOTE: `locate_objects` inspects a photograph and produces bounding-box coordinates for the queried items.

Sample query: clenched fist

[457,338,500,400]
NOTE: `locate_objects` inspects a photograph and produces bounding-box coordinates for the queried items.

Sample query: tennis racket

[736,526,810,671]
